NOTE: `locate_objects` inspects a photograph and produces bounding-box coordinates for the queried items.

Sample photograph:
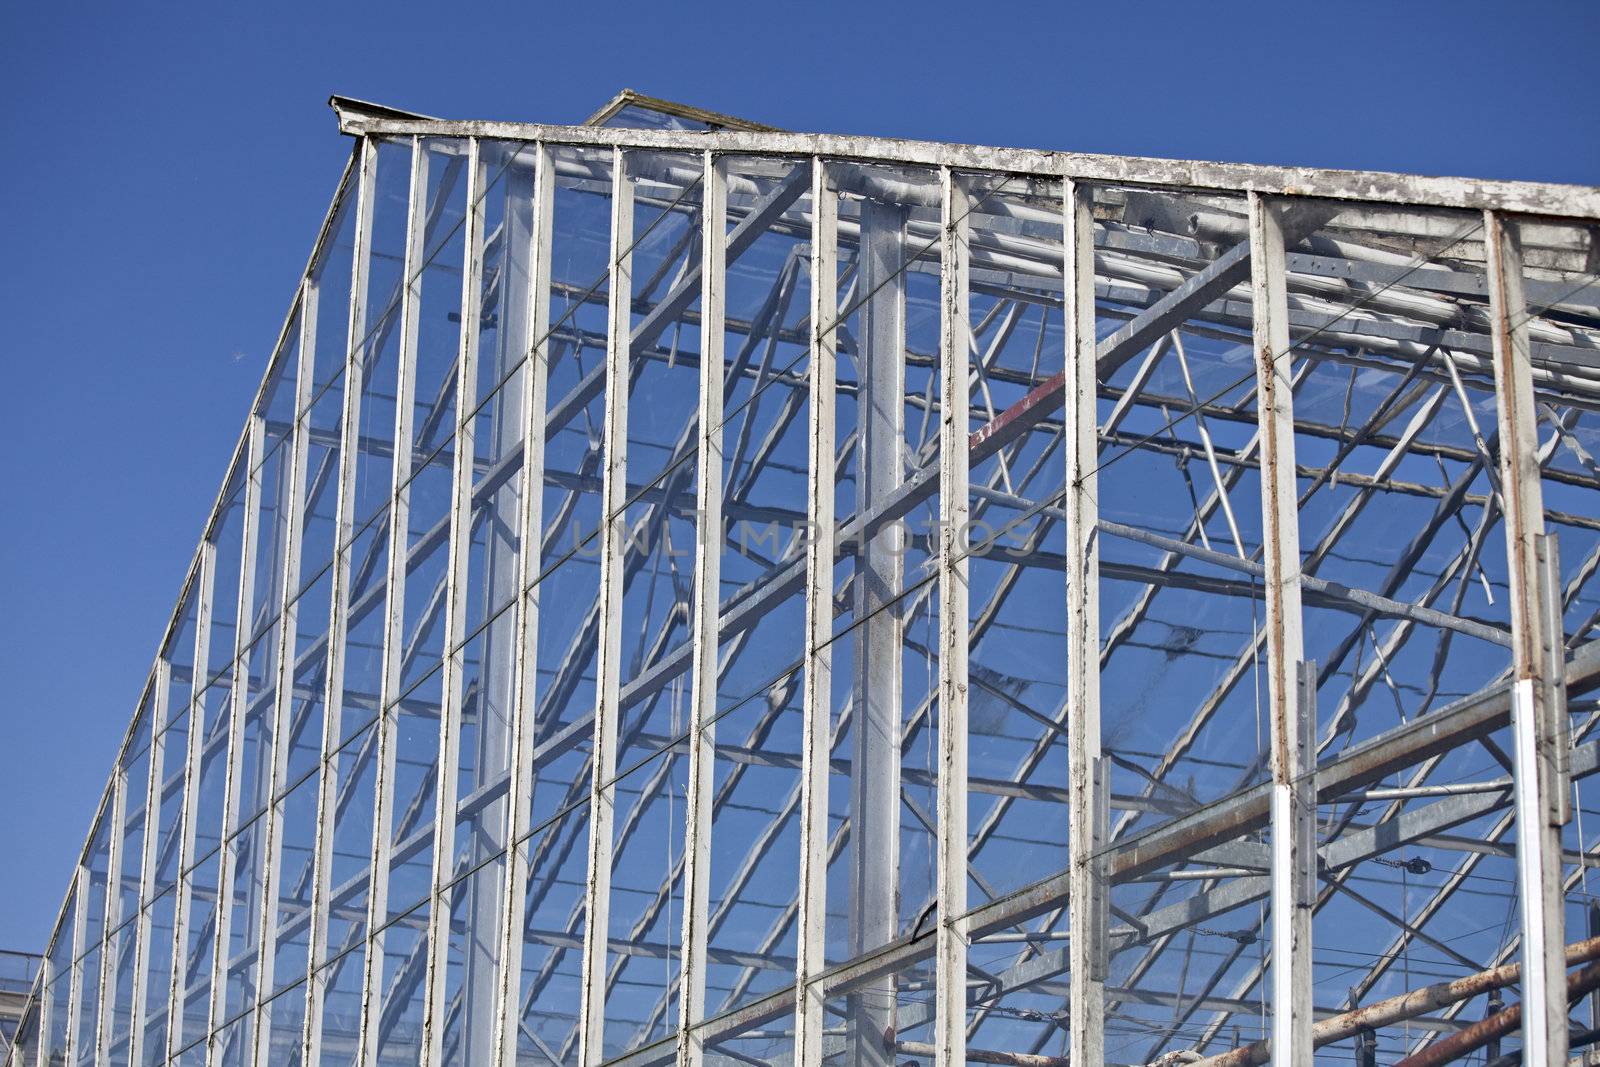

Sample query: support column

[63,865,90,1067]
[1249,192,1313,1067]
[1590,903,1600,1037]
[252,275,317,1067]
[793,155,838,1067]
[1064,178,1106,1067]
[849,192,907,1067]
[165,537,216,1062]
[302,132,377,1067]
[1486,207,1570,1067]
[578,145,635,1067]
[93,729,128,1066]
[37,938,54,1067]
[205,403,265,1067]
[125,658,170,1067]
[677,150,727,1067]
[459,144,533,1067]
[419,135,487,1067]
[934,166,971,1067]
[357,134,427,1067]
[490,140,554,1067]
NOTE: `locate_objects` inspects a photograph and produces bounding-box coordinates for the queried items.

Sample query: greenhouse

[7,90,1600,1066]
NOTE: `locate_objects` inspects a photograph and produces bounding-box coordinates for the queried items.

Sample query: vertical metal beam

[420,133,486,1067]
[357,134,428,1067]
[1064,177,1105,1067]
[93,729,128,1066]
[578,145,634,1067]
[934,165,971,1067]
[35,952,51,1067]
[676,150,726,1067]
[489,140,554,1067]
[792,155,838,1067]
[1486,207,1569,1067]
[64,865,90,1066]
[1249,191,1312,1067]
[251,278,318,1067]
[460,142,529,1067]
[302,130,377,1067]
[125,658,171,1067]
[1589,903,1600,1036]
[849,190,908,1067]
[38,933,56,1067]
[205,400,265,1067]
[1354,1026,1377,1067]
[166,538,216,1063]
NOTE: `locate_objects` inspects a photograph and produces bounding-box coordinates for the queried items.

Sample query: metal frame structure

[8,92,1600,1067]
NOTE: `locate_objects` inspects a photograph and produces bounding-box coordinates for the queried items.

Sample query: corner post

[934,165,971,1067]
[1065,176,1106,1067]
[676,149,728,1067]
[1250,191,1313,1067]
[793,155,838,1067]
[1486,207,1569,1067]
[489,139,554,1067]
[577,144,635,1067]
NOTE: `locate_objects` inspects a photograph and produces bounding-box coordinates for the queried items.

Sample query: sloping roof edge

[333,110,1600,221]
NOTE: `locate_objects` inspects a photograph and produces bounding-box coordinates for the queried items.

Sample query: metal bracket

[1090,755,1110,983]
[1536,532,1572,826]
[1294,659,1320,902]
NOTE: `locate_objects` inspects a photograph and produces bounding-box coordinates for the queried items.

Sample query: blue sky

[0,0,1595,952]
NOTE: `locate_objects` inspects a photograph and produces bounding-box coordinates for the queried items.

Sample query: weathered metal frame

[10,98,1600,1067]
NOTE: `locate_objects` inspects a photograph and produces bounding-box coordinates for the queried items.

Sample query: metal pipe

[1335,778,1513,802]
[1393,960,1600,1067]
[897,1040,1067,1067]
[1186,935,1600,1067]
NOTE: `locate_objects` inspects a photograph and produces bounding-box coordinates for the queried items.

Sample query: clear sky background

[1,0,1596,952]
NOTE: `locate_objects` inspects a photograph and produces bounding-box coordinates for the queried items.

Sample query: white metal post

[1064,177,1106,1067]
[165,537,217,1063]
[205,402,265,1067]
[792,155,838,1067]
[419,134,486,1067]
[934,165,971,1067]
[301,131,377,1067]
[1249,192,1313,1067]
[92,727,128,1066]
[578,145,634,1067]
[849,188,908,1067]
[63,865,90,1067]
[356,134,428,1067]
[489,140,554,1067]
[1486,207,1570,1067]
[676,150,726,1067]
[125,658,170,1067]
[251,278,317,1067]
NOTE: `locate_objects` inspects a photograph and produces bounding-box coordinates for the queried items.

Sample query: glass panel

[508,802,590,1066]
[174,850,219,1056]
[82,815,113,960]
[258,979,307,1066]
[140,888,176,1066]
[207,466,249,685]
[269,770,320,997]
[701,156,817,1024]
[309,181,358,400]
[165,578,202,720]
[351,138,416,531]
[371,902,428,1067]
[959,171,1073,908]
[119,712,154,921]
